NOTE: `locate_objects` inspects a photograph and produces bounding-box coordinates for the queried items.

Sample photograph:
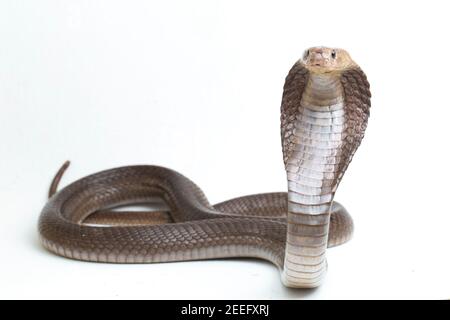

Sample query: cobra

[38,46,371,288]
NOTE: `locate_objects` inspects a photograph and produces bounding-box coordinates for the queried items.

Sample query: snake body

[38,47,371,288]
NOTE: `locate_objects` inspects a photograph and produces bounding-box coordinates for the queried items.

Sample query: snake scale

[38,47,371,288]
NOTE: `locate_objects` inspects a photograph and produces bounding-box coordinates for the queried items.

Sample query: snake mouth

[309,59,326,68]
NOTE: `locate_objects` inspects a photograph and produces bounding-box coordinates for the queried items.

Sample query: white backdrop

[1,0,449,300]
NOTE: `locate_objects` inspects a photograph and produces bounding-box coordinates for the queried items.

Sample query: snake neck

[282,73,345,288]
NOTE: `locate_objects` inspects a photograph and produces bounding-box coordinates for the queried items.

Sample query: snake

[38,47,371,288]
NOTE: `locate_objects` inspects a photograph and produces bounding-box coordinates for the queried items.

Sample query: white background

[1,0,449,300]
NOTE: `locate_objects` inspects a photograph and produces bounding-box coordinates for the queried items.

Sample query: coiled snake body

[38,47,371,288]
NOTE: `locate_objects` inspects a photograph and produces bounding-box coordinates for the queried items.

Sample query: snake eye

[331,51,337,59]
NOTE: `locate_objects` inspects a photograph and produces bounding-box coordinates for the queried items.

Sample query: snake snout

[309,50,326,66]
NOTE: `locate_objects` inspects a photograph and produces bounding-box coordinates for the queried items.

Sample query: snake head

[302,47,356,73]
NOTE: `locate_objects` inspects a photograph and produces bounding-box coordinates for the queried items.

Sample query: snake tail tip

[48,160,71,198]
